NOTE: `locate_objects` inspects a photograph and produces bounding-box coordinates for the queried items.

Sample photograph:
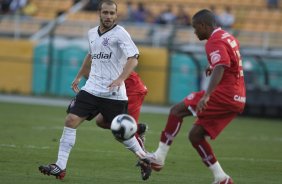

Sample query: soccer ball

[111,114,137,141]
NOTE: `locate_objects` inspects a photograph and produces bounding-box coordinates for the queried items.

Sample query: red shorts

[128,93,146,123]
[184,91,238,139]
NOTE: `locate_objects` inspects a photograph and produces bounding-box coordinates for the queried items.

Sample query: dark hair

[98,0,117,11]
[192,9,217,27]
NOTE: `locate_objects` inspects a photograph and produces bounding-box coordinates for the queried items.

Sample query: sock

[192,139,217,167]
[56,127,76,170]
[122,136,146,159]
[135,134,145,151]
[155,142,170,164]
[160,114,183,145]
[209,161,228,182]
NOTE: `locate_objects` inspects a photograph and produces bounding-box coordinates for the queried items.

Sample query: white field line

[0,94,170,114]
[31,126,282,142]
[1,143,282,164]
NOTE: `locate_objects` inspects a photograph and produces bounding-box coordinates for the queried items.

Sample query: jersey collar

[98,24,117,36]
[211,27,222,37]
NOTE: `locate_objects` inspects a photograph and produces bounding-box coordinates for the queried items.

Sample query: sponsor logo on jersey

[102,37,110,46]
[186,93,195,100]
[210,50,221,64]
[234,95,246,103]
[92,52,112,59]
[221,32,230,39]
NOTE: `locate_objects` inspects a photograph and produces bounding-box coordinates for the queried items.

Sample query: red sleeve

[206,41,230,68]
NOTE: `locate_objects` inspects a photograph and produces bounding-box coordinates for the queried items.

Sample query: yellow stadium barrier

[138,47,169,105]
[0,39,34,94]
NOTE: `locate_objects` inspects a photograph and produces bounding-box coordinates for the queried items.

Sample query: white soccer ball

[111,114,137,140]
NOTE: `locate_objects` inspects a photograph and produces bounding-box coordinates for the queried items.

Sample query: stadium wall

[138,47,168,104]
[1,38,282,117]
[0,39,34,94]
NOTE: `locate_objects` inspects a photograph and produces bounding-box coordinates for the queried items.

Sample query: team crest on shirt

[186,93,195,100]
[210,50,221,64]
[102,37,110,46]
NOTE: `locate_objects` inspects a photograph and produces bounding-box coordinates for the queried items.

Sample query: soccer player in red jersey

[124,71,148,123]
[147,9,246,184]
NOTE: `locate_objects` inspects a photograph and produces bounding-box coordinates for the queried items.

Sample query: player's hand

[196,95,210,113]
[205,66,213,76]
[71,78,81,94]
[108,78,123,92]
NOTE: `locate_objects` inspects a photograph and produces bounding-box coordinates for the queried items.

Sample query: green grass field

[0,102,282,184]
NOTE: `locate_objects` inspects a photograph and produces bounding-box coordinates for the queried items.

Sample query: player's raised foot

[38,164,66,180]
[137,123,148,144]
[145,152,164,172]
[136,158,152,180]
[213,176,234,184]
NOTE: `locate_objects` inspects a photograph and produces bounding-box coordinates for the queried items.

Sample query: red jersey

[125,71,148,96]
[205,28,246,112]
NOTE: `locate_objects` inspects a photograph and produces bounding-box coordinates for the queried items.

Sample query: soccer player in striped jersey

[39,0,151,180]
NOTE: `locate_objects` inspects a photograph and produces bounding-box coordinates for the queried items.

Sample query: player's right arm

[205,65,213,76]
[71,53,91,93]
[196,65,225,113]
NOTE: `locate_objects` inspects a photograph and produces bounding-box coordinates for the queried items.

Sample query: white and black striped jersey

[82,24,139,100]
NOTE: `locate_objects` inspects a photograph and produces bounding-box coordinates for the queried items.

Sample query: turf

[0,102,282,184]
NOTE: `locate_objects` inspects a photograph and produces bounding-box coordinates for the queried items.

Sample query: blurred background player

[147,9,246,184]
[95,71,148,149]
[38,0,151,181]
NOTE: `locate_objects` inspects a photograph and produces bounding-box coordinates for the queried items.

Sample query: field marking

[220,156,282,163]
[0,144,50,149]
[1,143,282,164]
[31,126,282,142]
[0,94,170,114]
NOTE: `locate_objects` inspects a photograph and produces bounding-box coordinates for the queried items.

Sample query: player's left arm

[108,27,139,91]
[119,56,138,81]
[108,56,138,91]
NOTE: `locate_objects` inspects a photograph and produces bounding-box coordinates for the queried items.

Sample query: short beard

[100,18,114,30]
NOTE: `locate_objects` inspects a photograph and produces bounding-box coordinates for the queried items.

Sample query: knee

[169,105,180,117]
[188,126,205,145]
[65,114,80,128]
[188,130,198,144]
[96,120,110,129]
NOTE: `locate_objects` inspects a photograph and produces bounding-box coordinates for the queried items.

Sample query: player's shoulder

[207,30,230,46]
[88,26,99,34]
[114,24,130,34]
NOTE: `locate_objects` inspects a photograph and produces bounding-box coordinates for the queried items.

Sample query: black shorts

[67,90,128,123]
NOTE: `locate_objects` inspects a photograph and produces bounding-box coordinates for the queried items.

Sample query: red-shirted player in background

[95,71,148,148]
[147,9,246,184]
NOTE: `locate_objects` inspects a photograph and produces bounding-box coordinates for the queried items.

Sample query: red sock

[192,139,217,167]
[160,114,183,145]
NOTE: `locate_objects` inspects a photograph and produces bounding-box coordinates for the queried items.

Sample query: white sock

[209,161,228,182]
[122,136,146,159]
[155,142,170,163]
[56,127,76,170]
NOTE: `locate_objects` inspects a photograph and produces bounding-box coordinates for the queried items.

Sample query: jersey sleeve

[206,41,230,68]
[117,28,139,58]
